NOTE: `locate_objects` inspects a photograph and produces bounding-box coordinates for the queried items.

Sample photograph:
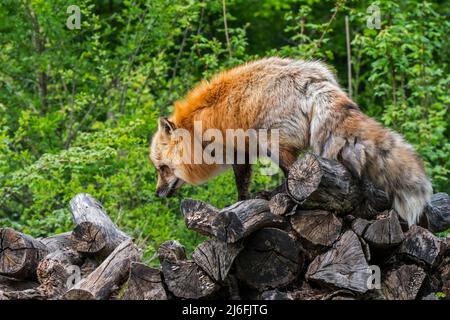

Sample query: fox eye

[159,165,169,172]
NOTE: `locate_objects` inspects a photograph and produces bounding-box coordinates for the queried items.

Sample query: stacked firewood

[1,153,449,300]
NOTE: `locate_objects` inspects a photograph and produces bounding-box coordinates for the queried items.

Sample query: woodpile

[0,153,449,300]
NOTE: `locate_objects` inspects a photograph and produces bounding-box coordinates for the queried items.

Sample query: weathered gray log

[363,211,404,248]
[291,210,342,248]
[0,228,48,280]
[398,225,446,266]
[181,199,285,243]
[122,262,167,300]
[0,275,39,292]
[180,200,221,237]
[0,287,46,300]
[286,153,362,213]
[350,216,371,237]
[37,249,83,298]
[439,260,450,298]
[269,193,296,216]
[158,240,219,299]
[235,228,303,290]
[381,265,426,300]
[285,153,394,218]
[306,230,371,293]
[192,239,243,282]
[64,239,141,300]
[39,232,74,252]
[424,193,450,233]
[69,193,130,257]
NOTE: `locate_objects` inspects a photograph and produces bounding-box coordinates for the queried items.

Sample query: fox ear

[158,117,175,135]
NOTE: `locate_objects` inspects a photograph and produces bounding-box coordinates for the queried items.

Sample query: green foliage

[0,0,448,261]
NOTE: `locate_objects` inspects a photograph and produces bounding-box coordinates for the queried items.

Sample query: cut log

[39,232,74,252]
[180,199,221,237]
[423,193,450,233]
[0,287,46,300]
[122,262,167,300]
[306,230,371,293]
[0,275,39,292]
[357,179,391,218]
[286,153,362,213]
[439,260,450,298]
[217,200,285,243]
[37,249,83,298]
[64,239,141,300]
[398,225,446,266]
[158,240,219,299]
[269,193,296,216]
[260,289,294,300]
[0,228,48,280]
[235,228,303,290]
[69,193,130,257]
[350,217,371,237]
[290,210,342,247]
[363,211,404,248]
[381,265,426,300]
[192,239,243,282]
[181,199,285,243]
[157,240,187,263]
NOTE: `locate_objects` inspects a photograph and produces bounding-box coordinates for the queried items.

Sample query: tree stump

[381,265,426,300]
[69,193,130,258]
[306,231,371,293]
[0,228,48,280]
[64,239,141,300]
[122,262,167,300]
[235,228,303,290]
[158,240,219,299]
[286,153,362,214]
[192,239,243,282]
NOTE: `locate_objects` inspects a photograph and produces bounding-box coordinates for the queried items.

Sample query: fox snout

[155,176,185,198]
[155,183,175,198]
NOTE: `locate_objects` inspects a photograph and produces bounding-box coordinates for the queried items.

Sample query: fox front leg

[232,163,252,201]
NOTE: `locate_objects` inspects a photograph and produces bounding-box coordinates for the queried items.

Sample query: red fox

[150,57,432,226]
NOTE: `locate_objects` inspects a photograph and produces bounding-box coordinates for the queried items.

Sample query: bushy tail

[392,182,432,226]
[366,132,433,227]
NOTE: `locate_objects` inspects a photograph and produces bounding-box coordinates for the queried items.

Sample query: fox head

[150,117,229,198]
[150,117,187,197]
